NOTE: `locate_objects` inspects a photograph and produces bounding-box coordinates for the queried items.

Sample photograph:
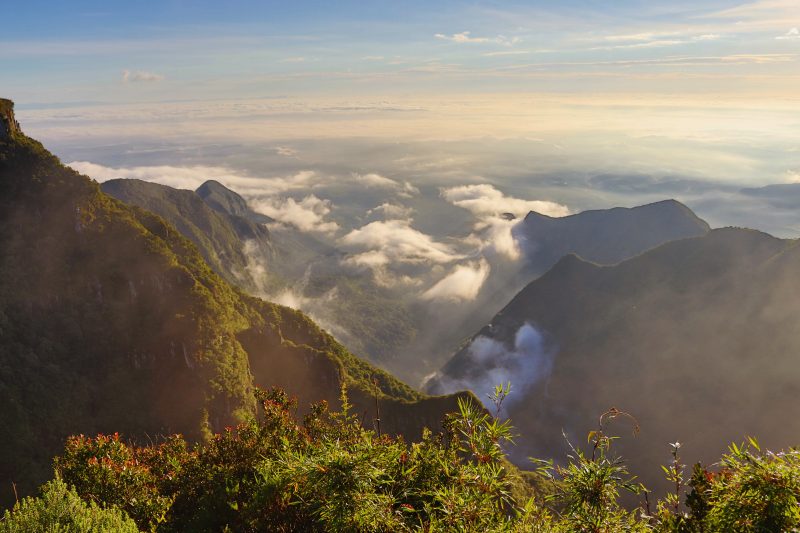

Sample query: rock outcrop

[0,99,20,137]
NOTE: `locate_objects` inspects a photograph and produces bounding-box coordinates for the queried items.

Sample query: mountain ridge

[0,110,467,505]
[101,178,274,293]
[429,225,800,493]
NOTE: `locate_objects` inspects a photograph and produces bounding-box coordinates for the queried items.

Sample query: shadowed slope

[430,227,800,493]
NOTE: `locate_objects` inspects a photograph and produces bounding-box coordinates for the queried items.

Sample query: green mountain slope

[102,177,713,386]
[430,226,800,492]
[105,177,421,370]
[101,178,274,292]
[0,102,464,505]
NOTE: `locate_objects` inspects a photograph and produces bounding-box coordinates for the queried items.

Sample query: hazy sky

[4,0,800,101]
[2,0,800,235]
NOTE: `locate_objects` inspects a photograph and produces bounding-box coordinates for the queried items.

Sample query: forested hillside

[0,116,465,506]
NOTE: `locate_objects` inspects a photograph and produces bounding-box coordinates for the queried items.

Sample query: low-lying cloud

[250,195,339,234]
[339,219,462,266]
[421,258,491,302]
[442,184,569,261]
[353,173,420,197]
[441,184,569,218]
[68,161,254,190]
[468,216,523,260]
[68,162,419,203]
[366,202,414,220]
[426,323,555,409]
[67,161,316,197]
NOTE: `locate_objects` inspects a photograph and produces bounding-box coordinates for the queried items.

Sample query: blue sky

[3,0,799,104]
[2,0,799,228]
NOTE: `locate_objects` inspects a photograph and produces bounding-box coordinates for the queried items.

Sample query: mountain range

[8,93,798,504]
[429,225,800,492]
[439,199,712,372]
[100,176,712,387]
[0,102,465,506]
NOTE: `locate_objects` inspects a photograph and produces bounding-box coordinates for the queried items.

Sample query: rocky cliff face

[0,99,20,137]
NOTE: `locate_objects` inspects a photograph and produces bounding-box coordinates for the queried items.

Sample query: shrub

[41,388,800,532]
[0,478,139,533]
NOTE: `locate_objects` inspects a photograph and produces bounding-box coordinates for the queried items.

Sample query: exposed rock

[0,99,21,137]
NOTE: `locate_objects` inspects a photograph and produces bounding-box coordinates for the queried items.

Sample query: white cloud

[399,181,421,197]
[603,31,681,42]
[354,172,401,188]
[435,31,520,46]
[352,173,420,196]
[441,184,569,218]
[420,259,491,302]
[67,161,320,197]
[777,28,800,40]
[475,216,523,260]
[593,33,720,50]
[122,70,164,83]
[367,202,414,220]
[482,50,531,57]
[340,219,461,266]
[250,195,339,234]
[441,184,569,261]
[68,161,253,189]
[710,0,800,21]
[275,146,297,157]
[426,323,554,408]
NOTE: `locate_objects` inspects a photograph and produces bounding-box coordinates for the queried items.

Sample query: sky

[2,0,800,235]
[3,0,799,101]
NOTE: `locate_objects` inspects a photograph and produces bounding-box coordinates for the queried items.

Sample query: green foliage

[12,387,800,532]
[532,410,648,532]
[52,388,537,532]
[702,439,800,532]
[100,178,274,292]
[53,433,177,530]
[650,439,800,533]
[0,479,139,533]
[0,132,461,507]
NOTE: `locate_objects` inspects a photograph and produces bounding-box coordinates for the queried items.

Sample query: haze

[1,1,797,233]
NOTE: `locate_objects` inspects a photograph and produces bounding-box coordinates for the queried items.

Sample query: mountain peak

[196,179,228,194]
[0,98,21,138]
[196,179,252,218]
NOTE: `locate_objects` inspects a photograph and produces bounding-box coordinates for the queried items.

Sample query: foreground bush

[0,478,139,533]
[14,387,800,532]
[52,386,539,532]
